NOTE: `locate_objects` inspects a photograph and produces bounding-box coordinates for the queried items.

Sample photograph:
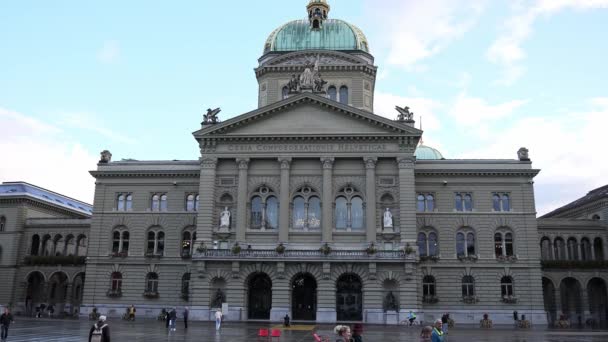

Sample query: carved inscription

[226,143,390,153]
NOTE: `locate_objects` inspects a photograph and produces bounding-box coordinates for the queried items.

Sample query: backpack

[91,323,107,342]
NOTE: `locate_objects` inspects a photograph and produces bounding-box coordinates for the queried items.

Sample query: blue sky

[1,0,607,215]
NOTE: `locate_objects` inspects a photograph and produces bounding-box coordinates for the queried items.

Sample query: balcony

[23,255,86,266]
[194,248,412,262]
[106,289,122,298]
[541,260,608,269]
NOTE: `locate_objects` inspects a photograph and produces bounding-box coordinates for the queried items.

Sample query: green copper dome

[415,144,445,160]
[264,19,370,54]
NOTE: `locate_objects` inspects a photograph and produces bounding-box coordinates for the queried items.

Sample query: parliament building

[1,0,606,326]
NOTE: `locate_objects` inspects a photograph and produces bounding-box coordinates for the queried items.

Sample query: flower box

[111,252,128,258]
[462,295,478,304]
[501,295,518,304]
[458,255,478,262]
[420,255,440,262]
[143,291,159,299]
[106,289,122,298]
[422,295,439,304]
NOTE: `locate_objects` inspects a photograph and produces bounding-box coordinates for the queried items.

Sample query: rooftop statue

[99,150,112,163]
[203,108,221,125]
[395,106,414,122]
[296,54,327,94]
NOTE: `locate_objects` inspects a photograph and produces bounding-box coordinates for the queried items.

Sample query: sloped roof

[541,184,608,218]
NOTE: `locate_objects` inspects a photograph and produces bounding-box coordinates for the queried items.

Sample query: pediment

[266,50,365,67]
[194,94,422,139]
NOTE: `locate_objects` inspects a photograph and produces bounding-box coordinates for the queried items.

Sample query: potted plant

[143,291,159,299]
[404,243,414,256]
[231,242,242,255]
[365,242,377,255]
[196,242,208,254]
[275,243,286,254]
[501,295,518,304]
[420,255,440,262]
[319,243,332,256]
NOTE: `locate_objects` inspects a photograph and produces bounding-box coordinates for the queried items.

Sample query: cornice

[90,170,201,179]
[256,64,377,77]
[414,169,540,177]
[0,198,90,218]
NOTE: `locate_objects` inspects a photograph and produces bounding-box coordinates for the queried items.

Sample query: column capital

[397,157,415,169]
[321,157,335,170]
[200,157,218,169]
[236,158,250,170]
[278,157,292,170]
[364,156,378,169]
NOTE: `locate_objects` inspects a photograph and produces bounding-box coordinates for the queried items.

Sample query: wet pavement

[3,317,608,341]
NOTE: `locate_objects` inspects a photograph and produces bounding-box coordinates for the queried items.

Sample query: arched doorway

[291,273,317,321]
[336,273,362,321]
[560,277,582,319]
[542,277,557,324]
[72,273,85,315]
[48,272,69,315]
[25,272,45,316]
[248,273,272,320]
[587,278,608,327]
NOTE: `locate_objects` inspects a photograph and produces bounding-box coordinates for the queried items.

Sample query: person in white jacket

[215,309,223,331]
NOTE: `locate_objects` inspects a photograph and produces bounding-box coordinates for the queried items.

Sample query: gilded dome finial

[307,0,330,29]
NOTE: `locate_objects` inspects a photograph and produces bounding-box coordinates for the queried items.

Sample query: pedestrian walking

[441,313,449,335]
[1,308,15,342]
[128,305,136,321]
[183,307,189,329]
[352,323,363,342]
[333,325,351,342]
[165,309,170,329]
[169,308,177,331]
[214,309,223,331]
[88,315,110,342]
[431,319,444,342]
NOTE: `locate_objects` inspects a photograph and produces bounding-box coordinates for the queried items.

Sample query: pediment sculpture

[203,108,221,125]
[288,55,327,95]
[395,106,414,122]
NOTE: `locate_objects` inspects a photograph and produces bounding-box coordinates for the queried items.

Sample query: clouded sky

[1,0,607,214]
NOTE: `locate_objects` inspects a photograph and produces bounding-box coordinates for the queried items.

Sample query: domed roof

[264,19,370,54]
[415,144,445,160]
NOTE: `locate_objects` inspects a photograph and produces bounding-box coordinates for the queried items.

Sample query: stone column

[321,158,334,243]
[196,157,218,243]
[278,158,291,242]
[364,157,378,242]
[397,157,416,243]
[236,158,250,242]
[550,238,555,260]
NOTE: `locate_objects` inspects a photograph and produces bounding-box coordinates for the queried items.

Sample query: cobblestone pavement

[3,318,608,342]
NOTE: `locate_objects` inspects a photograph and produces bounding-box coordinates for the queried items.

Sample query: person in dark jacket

[1,308,15,342]
[352,323,363,342]
[169,308,177,331]
[183,307,189,329]
[88,315,110,342]
[165,309,170,329]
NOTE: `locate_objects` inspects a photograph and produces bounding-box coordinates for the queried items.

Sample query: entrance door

[248,273,272,319]
[292,274,317,321]
[336,274,362,321]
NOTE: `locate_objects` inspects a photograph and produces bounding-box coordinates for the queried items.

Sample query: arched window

[76,235,87,256]
[122,232,130,253]
[146,229,164,256]
[581,238,592,261]
[0,216,6,231]
[186,194,196,212]
[151,193,167,212]
[54,235,65,256]
[493,193,511,212]
[464,194,473,211]
[42,234,52,256]
[594,238,604,261]
[111,272,122,291]
[145,273,159,293]
[117,194,124,211]
[181,273,191,299]
[126,194,132,211]
[30,234,40,256]
[455,193,473,212]
[554,237,566,260]
[492,194,501,211]
[502,194,510,211]
[195,195,200,211]
[117,193,132,211]
[456,229,476,257]
[461,275,475,297]
[282,86,289,100]
[422,275,436,298]
[160,194,168,211]
[250,186,278,230]
[65,235,75,256]
[334,186,364,230]
[428,232,438,256]
[567,237,579,260]
[292,186,321,230]
[495,230,515,258]
[181,229,196,257]
[540,237,552,260]
[417,233,427,257]
[328,86,337,101]
[339,86,349,104]
[111,228,129,255]
[417,193,435,212]
[455,194,463,212]
[112,231,121,253]
[501,276,514,297]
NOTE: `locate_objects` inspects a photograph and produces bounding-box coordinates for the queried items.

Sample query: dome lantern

[307,0,330,29]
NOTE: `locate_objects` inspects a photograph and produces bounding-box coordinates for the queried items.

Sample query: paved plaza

[2,318,608,342]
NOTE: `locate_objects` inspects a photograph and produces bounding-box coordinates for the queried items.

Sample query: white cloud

[97,40,120,63]
[449,93,528,127]
[366,0,486,70]
[58,111,136,144]
[0,107,97,203]
[487,0,608,85]
[457,97,608,215]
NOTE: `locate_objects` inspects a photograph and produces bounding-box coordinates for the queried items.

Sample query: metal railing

[194,248,410,261]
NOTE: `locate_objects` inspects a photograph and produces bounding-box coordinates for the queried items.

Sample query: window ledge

[245,229,278,234]
[333,230,366,235]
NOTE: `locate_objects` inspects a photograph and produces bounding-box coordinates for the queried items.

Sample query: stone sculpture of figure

[314,73,327,92]
[384,291,398,311]
[203,108,221,125]
[288,74,299,92]
[211,288,226,308]
[383,208,393,228]
[300,65,314,89]
[99,150,112,163]
[220,207,231,229]
[395,106,414,121]
[517,147,530,161]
